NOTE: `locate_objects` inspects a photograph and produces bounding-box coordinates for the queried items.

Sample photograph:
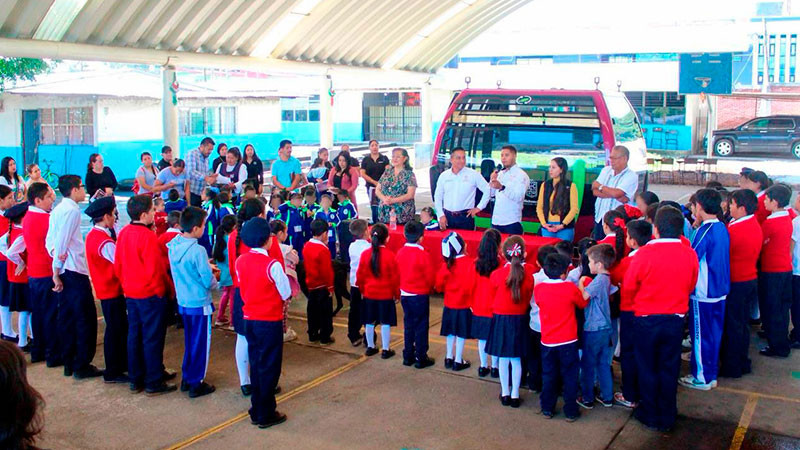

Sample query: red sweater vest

[302,240,334,290]
[611,253,635,312]
[0,215,8,262]
[625,240,698,316]
[397,244,435,296]
[760,212,793,273]
[237,250,284,321]
[22,210,52,277]
[434,256,475,309]
[490,263,536,315]
[114,223,168,299]
[728,215,762,282]
[228,229,285,288]
[6,228,27,283]
[356,246,399,300]
[85,228,123,300]
[534,280,588,346]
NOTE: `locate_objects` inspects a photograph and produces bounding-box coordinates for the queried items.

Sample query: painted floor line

[729,395,758,450]
[717,386,800,404]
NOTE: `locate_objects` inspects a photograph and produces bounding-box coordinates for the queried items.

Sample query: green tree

[0,57,49,91]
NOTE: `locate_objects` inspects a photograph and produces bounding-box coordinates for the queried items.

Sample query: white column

[752,34,759,87]
[162,65,180,157]
[319,75,334,150]
[420,81,433,144]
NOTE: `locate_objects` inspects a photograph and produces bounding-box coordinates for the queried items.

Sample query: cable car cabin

[429,89,647,240]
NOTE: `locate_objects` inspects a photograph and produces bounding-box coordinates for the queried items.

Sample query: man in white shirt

[433,147,491,231]
[591,145,639,239]
[46,175,102,379]
[489,145,530,235]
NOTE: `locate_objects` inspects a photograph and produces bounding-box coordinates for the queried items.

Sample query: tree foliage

[0,57,49,91]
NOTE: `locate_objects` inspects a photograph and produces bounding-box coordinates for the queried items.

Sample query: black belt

[444,209,470,216]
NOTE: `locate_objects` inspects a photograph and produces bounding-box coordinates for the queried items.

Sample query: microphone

[495,164,504,172]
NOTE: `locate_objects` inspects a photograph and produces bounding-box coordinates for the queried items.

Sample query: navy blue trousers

[526,329,542,391]
[618,311,639,402]
[182,313,212,386]
[58,271,97,372]
[790,275,800,344]
[246,320,284,425]
[758,271,792,356]
[126,296,167,390]
[401,294,430,362]
[29,276,60,364]
[100,296,128,380]
[307,288,333,341]
[492,222,523,235]
[540,341,579,417]
[348,287,363,343]
[633,314,683,431]
[444,210,475,231]
[720,280,754,378]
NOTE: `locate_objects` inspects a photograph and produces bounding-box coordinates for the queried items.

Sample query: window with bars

[624,91,685,125]
[39,107,94,145]
[179,107,236,136]
[281,95,320,122]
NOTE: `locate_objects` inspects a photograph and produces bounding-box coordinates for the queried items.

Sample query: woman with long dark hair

[85,153,118,198]
[0,340,44,449]
[242,144,264,195]
[0,157,26,202]
[536,157,578,241]
[328,151,360,205]
[472,228,502,377]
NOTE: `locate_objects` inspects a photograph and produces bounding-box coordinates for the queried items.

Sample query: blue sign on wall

[679,53,733,95]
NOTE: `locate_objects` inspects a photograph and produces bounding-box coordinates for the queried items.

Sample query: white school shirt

[93,226,116,264]
[529,269,549,332]
[46,197,88,275]
[593,165,638,222]
[491,164,530,226]
[792,215,800,276]
[434,166,490,215]
[349,239,371,287]
[1,224,25,266]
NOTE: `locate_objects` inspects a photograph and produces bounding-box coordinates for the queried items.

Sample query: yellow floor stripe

[729,395,758,450]
[717,386,800,404]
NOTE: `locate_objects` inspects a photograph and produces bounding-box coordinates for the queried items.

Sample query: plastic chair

[660,157,675,184]
[665,130,679,150]
[679,157,702,184]
[650,127,665,149]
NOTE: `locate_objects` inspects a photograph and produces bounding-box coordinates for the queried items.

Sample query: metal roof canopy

[0,0,531,74]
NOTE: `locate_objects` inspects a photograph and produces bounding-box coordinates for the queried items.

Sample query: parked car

[712,115,800,159]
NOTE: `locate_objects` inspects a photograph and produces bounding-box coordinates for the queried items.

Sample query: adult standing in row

[591,145,638,239]
[489,145,530,235]
[211,143,228,173]
[155,159,188,201]
[329,151,360,206]
[433,147,490,231]
[215,147,248,199]
[186,137,217,207]
[271,140,303,192]
[376,148,416,225]
[157,146,173,171]
[537,157,579,241]
[360,140,390,224]
[135,152,171,196]
[243,144,264,195]
[0,157,25,202]
[85,154,118,199]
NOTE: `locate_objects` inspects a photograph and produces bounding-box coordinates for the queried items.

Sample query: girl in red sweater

[486,235,536,408]
[435,232,475,371]
[355,223,400,359]
[2,203,30,351]
[599,209,628,264]
[0,185,17,343]
[472,229,502,377]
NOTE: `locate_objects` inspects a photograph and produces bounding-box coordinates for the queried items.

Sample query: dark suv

[712,115,800,159]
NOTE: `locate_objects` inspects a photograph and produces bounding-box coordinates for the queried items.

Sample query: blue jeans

[580,328,613,402]
[541,221,575,241]
[492,222,523,235]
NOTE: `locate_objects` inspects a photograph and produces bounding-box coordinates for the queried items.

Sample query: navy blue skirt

[8,282,30,312]
[470,315,492,341]
[485,313,529,358]
[362,298,397,326]
[440,307,472,338]
[232,288,245,335]
[0,260,8,307]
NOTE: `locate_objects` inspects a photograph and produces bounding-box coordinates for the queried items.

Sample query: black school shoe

[415,357,435,369]
[444,358,454,369]
[365,347,379,357]
[189,382,216,398]
[241,384,252,396]
[145,383,178,396]
[453,360,471,371]
[63,366,73,377]
[319,337,336,346]
[257,411,287,429]
[73,365,104,380]
[402,358,414,366]
[163,369,178,381]
[509,397,521,408]
[490,368,500,378]
[104,374,130,384]
[0,333,18,343]
[478,367,490,377]
[499,395,511,406]
[181,380,190,392]
[759,346,789,358]
[381,349,395,359]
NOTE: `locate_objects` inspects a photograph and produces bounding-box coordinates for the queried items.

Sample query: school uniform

[336,199,358,222]
[227,228,250,336]
[302,239,335,342]
[165,198,187,213]
[154,211,168,235]
[534,278,588,418]
[314,209,339,258]
[721,215,761,377]
[236,248,292,426]
[398,243,436,363]
[85,225,128,381]
[625,238,699,431]
[526,269,549,391]
[687,219,730,385]
[435,255,475,339]
[356,246,400,326]
[23,207,60,365]
[758,210,793,357]
[611,249,640,403]
[471,270,497,341]
[217,202,235,222]
[3,225,29,312]
[598,233,630,258]
[348,239,371,343]
[200,200,219,256]
[423,220,439,231]
[755,191,769,224]
[486,263,536,358]
[0,211,11,341]
[791,215,800,347]
[115,222,171,391]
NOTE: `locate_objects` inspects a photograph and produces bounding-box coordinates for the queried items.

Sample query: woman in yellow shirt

[536,157,579,241]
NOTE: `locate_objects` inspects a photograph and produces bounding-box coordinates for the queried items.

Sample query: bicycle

[40,158,60,188]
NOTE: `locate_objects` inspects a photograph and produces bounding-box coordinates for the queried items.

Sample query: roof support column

[162,64,180,157]
[420,80,433,144]
[319,75,334,149]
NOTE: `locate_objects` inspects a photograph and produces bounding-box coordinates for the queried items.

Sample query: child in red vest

[84,196,128,383]
[355,223,399,359]
[153,196,167,235]
[435,230,474,371]
[472,229,502,378]
[2,203,31,352]
[0,185,17,343]
[236,217,291,429]
[302,219,335,345]
[397,220,435,369]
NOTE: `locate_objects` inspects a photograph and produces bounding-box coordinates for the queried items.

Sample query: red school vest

[85,228,123,300]
[6,227,27,283]
[22,210,52,277]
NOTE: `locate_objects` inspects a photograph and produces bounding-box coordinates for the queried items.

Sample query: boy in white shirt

[348,219,371,347]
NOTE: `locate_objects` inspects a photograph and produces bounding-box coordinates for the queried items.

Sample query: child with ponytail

[213,215,237,327]
[355,223,400,358]
[599,210,628,263]
[472,229,502,377]
[435,231,475,371]
[485,236,536,408]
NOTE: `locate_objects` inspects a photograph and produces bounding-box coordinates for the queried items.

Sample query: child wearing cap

[1,202,31,352]
[0,185,17,343]
[302,219,335,345]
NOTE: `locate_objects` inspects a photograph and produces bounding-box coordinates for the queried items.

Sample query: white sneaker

[283,327,297,342]
[678,375,713,391]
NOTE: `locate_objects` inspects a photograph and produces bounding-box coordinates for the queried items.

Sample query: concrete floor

[22,292,800,450]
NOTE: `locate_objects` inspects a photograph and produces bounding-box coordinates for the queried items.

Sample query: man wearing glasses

[591,145,638,239]
[46,175,103,379]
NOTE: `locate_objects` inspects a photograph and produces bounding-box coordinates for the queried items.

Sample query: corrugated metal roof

[0,0,531,73]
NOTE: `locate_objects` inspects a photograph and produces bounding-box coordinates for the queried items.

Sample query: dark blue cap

[240,217,270,248]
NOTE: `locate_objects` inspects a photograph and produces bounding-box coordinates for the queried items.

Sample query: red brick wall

[715,86,800,129]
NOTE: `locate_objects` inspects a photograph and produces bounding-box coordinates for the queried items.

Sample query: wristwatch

[598,184,604,192]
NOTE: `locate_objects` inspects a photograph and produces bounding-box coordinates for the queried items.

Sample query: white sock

[455,337,466,363]
[446,335,455,359]
[477,340,488,368]
[510,358,522,399]
[235,334,250,386]
[365,324,375,348]
[0,306,16,338]
[498,357,510,396]
[380,325,391,350]
[18,312,30,347]
[491,355,499,369]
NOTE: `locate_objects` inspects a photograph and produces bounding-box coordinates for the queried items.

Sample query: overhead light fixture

[33,0,88,41]
[251,0,323,58]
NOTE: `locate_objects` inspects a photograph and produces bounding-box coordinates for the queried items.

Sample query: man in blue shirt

[271,140,302,192]
[155,159,190,201]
